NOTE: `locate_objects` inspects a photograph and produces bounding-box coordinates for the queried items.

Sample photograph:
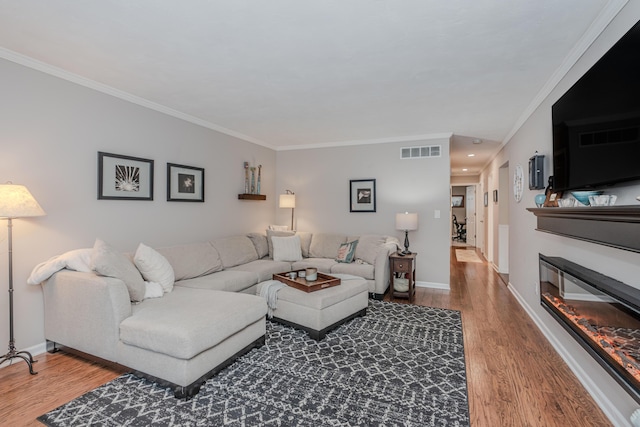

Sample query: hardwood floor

[0,246,612,426]
[386,247,612,427]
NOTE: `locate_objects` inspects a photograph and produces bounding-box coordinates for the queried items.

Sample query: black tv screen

[552,19,640,192]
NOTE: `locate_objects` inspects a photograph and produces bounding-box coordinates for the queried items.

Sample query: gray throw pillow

[91,239,146,302]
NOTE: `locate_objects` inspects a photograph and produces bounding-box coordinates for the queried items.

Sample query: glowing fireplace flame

[543,293,640,384]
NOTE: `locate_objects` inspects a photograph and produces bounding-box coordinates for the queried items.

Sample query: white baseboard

[508,283,630,427]
[416,280,449,290]
[0,341,47,370]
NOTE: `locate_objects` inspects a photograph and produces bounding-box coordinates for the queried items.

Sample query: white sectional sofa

[39,231,399,398]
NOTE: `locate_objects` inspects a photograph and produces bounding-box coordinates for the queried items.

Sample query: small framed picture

[167,163,205,202]
[484,192,489,207]
[98,152,154,200]
[451,195,465,208]
[350,179,376,212]
[543,191,563,207]
[493,190,499,203]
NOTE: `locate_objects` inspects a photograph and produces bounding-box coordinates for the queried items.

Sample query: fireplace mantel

[527,206,640,253]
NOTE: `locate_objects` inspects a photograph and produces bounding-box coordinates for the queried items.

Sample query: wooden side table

[389,252,416,303]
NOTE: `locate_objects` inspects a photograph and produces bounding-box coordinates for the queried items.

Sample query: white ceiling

[0,1,616,175]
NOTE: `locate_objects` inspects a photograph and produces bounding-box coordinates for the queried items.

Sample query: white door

[465,186,476,247]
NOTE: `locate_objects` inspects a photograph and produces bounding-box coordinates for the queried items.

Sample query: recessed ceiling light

[467,154,475,157]
[462,168,468,172]
[472,139,483,144]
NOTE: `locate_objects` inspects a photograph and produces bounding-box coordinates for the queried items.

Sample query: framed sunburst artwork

[98,151,154,200]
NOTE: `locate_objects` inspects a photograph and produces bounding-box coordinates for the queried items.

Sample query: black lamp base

[402,230,412,255]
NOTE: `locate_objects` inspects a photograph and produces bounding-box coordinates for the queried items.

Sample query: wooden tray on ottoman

[273,271,341,293]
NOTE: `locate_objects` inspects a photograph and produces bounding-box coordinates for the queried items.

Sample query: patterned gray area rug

[38,300,469,426]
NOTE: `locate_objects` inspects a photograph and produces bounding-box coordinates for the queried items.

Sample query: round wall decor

[514,164,524,202]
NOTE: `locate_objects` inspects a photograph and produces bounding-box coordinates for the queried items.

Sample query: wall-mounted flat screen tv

[552,19,640,192]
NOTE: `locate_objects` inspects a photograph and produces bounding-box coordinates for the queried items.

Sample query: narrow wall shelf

[238,194,266,201]
[527,206,640,253]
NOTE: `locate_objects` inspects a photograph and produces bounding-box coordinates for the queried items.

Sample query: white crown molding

[500,0,629,148]
[0,48,275,150]
[277,132,453,152]
[1,46,452,153]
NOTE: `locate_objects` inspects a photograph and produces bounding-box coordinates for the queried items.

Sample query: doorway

[451,185,477,247]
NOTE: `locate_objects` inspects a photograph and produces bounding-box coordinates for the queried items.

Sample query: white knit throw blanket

[258,280,287,318]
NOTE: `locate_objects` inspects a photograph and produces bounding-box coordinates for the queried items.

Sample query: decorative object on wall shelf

[243,162,250,194]
[571,191,603,206]
[0,183,46,375]
[257,165,262,195]
[167,163,204,202]
[528,152,545,190]
[238,162,266,200]
[98,152,154,201]
[542,176,560,207]
[250,166,256,194]
[543,191,562,207]
[589,194,617,206]
[535,194,546,207]
[350,179,376,212]
[279,190,296,230]
[513,164,524,202]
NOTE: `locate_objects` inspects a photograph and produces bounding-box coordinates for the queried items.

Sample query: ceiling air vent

[400,145,442,159]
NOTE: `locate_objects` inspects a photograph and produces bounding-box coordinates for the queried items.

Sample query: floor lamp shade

[0,183,45,375]
[278,193,296,209]
[396,212,418,255]
[279,190,296,230]
[0,184,46,218]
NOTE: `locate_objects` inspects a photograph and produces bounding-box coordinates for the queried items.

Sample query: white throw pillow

[134,243,175,293]
[91,239,146,302]
[271,235,302,262]
[143,281,164,299]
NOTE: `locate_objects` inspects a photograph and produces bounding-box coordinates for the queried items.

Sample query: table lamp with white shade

[0,183,46,374]
[395,212,418,255]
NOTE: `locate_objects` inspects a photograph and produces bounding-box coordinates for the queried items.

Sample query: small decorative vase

[243,162,250,194]
[257,165,262,194]
[535,194,546,207]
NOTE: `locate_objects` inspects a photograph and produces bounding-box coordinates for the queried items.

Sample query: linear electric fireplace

[539,254,640,403]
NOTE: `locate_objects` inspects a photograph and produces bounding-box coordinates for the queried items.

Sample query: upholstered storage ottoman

[257,275,368,340]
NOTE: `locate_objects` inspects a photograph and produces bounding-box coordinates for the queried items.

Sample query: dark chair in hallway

[452,214,466,242]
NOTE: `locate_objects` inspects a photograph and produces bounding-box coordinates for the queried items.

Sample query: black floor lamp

[0,183,46,374]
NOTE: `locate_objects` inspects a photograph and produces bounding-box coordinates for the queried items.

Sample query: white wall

[276,138,451,287]
[0,58,277,355]
[481,4,640,424]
